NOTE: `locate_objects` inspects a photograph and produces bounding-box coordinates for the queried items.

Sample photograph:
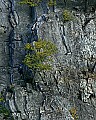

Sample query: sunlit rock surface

[0,0,96,120]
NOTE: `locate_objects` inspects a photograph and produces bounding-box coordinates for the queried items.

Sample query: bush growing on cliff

[62,10,74,22]
[69,107,79,120]
[48,0,56,6]
[0,94,4,102]
[19,0,42,6]
[0,105,11,119]
[24,39,57,71]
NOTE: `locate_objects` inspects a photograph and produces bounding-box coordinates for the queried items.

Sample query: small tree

[24,39,57,71]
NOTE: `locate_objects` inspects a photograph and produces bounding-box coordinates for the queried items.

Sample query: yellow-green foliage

[69,107,79,120]
[24,39,57,71]
[48,0,56,6]
[63,10,73,22]
[19,0,42,6]
[0,94,4,102]
[0,105,10,118]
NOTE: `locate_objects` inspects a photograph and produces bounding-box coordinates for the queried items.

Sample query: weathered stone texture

[0,0,96,120]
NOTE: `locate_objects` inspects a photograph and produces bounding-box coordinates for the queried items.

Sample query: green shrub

[63,10,74,22]
[0,94,4,102]
[69,107,79,120]
[24,39,57,71]
[48,0,56,6]
[19,0,42,6]
[0,105,10,118]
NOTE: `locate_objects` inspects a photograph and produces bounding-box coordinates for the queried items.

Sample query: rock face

[0,0,96,120]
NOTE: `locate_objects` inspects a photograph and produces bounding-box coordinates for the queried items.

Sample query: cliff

[0,0,96,120]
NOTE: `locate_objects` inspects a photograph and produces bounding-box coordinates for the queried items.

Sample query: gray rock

[9,11,19,28]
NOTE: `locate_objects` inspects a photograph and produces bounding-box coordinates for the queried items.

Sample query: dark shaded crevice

[6,1,21,119]
[30,6,37,24]
[22,4,39,89]
[7,0,16,116]
[8,29,14,84]
[38,107,41,120]
[8,0,19,85]
[9,0,14,13]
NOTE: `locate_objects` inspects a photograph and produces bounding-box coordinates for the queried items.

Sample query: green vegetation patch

[48,0,56,6]
[0,105,10,118]
[19,0,42,6]
[24,39,57,71]
[0,93,5,102]
[69,107,79,120]
[63,9,74,22]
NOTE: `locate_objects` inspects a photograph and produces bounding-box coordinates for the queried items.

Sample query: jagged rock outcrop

[0,0,96,120]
